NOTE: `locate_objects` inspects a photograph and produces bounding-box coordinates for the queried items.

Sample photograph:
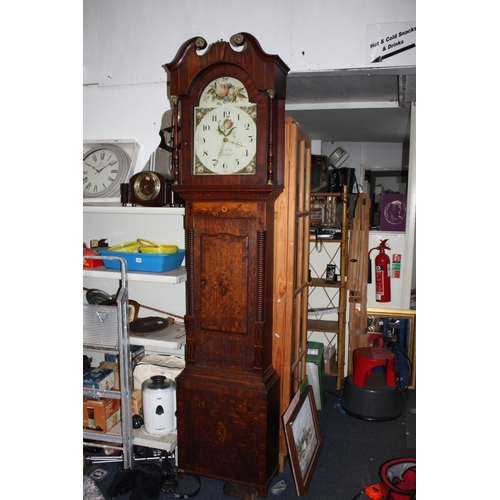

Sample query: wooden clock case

[164,33,289,496]
[120,171,172,207]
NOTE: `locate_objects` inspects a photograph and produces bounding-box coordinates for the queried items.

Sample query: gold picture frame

[366,308,416,389]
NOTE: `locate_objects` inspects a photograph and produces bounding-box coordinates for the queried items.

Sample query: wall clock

[164,33,289,496]
[83,141,138,202]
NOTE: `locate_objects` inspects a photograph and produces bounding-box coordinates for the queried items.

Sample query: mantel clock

[164,33,289,496]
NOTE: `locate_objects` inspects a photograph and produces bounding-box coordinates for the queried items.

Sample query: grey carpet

[84,375,416,499]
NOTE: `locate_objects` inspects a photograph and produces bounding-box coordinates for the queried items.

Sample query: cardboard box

[105,344,145,364]
[100,362,120,390]
[83,397,121,433]
[102,345,145,391]
[95,364,141,416]
[99,361,146,402]
[83,367,115,390]
[132,389,142,416]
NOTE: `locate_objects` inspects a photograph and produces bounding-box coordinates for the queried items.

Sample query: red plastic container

[83,250,104,268]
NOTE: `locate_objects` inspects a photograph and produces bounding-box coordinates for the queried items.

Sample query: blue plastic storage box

[99,249,185,273]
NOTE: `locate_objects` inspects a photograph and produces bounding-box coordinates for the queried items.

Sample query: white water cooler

[142,375,176,434]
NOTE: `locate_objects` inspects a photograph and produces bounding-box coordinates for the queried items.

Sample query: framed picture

[311,155,329,193]
[284,384,323,496]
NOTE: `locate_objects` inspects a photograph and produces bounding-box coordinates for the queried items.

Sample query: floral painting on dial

[200,77,250,105]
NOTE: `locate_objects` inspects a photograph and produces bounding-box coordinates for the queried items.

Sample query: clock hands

[210,136,253,172]
[214,137,245,165]
[84,161,113,174]
[226,139,249,149]
[94,163,112,174]
[194,105,256,174]
[84,162,100,172]
[213,137,228,167]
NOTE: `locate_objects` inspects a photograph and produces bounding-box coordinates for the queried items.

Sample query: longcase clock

[164,33,289,496]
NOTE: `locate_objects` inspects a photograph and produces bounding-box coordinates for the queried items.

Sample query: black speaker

[329,167,356,194]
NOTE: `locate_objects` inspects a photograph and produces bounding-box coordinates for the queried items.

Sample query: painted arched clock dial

[194,77,257,175]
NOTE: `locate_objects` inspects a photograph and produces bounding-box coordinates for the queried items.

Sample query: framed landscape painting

[284,385,323,496]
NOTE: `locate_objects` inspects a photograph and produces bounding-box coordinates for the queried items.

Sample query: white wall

[83,0,416,169]
[321,141,404,193]
[84,0,415,85]
[82,0,415,352]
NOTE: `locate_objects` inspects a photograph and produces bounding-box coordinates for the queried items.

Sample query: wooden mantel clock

[164,33,289,496]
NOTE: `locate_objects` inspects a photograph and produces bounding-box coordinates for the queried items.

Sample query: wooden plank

[347,193,370,373]
[272,118,312,472]
[357,195,371,330]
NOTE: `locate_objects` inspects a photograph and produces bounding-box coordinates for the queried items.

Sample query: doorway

[363,168,408,229]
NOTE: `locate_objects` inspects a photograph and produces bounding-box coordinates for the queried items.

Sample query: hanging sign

[366,22,416,66]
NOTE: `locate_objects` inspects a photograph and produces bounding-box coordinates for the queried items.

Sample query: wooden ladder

[347,193,371,374]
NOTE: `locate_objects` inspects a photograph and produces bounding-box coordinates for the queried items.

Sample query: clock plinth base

[176,365,280,497]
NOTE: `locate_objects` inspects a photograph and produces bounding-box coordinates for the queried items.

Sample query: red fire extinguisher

[369,239,391,303]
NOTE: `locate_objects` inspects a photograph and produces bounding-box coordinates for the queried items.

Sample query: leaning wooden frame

[283,384,323,496]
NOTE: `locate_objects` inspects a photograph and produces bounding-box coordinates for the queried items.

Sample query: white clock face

[193,77,257,175]
[83,148,120,195]
[194,105,256,175]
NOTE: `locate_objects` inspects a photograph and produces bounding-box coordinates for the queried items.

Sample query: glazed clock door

[194,76,257,176]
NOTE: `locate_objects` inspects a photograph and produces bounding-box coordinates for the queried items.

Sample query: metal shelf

[84,256,134,469]
[83,265,187,284]
[84,422,177,453]
[83,204,185,215]
[133,428,177,452]
[83,210,183,464]
[83,255,181,468]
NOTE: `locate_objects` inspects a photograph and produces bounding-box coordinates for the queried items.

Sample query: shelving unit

[83,266,186,284]
[83,204,185,215]
[83,417,178,453]
[307,186,349,390]
[83,256,135,469]
[83,204,187,464]
[83,203,187,318]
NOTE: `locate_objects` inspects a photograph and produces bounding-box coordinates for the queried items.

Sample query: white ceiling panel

[284,68,416,143]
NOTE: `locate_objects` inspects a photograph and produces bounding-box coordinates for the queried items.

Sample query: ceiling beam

[285,101,400,111]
